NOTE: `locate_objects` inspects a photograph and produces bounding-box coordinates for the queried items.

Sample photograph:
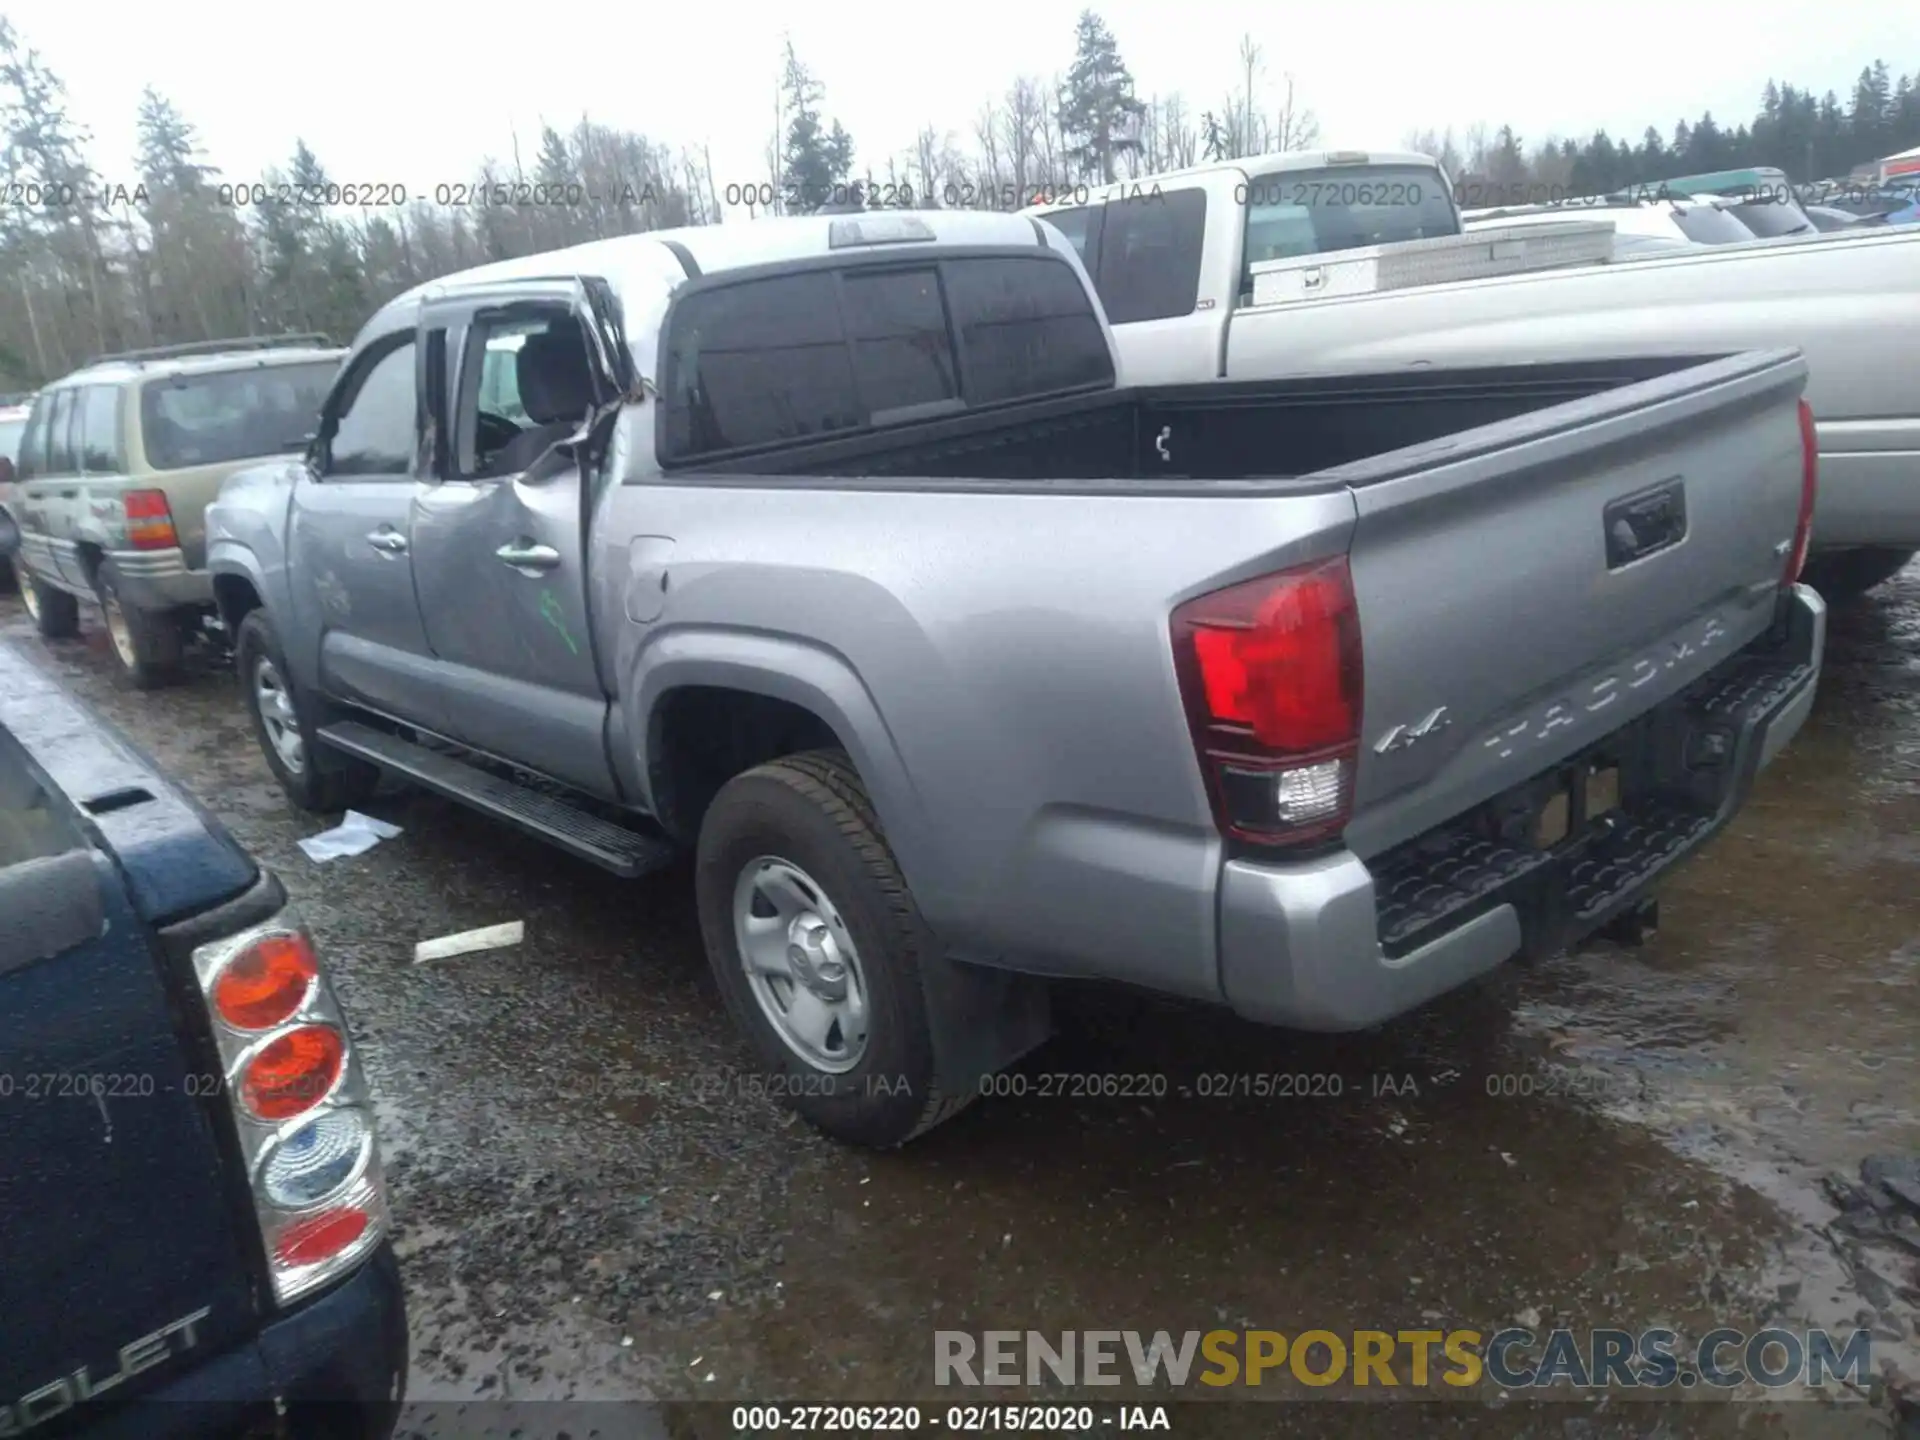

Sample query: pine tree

[780,41,854,214]
[1056,11,1146,184]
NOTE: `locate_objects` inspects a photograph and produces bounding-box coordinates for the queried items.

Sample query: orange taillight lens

[241,1024,345,1121]
[123,488,178,551]
[213,933,318,1031]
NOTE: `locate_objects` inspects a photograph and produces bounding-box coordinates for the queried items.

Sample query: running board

[315,721,679,878]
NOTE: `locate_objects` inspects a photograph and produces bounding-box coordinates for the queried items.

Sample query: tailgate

[1338,349,1809,859]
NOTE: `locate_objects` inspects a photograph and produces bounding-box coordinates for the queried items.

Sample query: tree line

[1,9,1915,389]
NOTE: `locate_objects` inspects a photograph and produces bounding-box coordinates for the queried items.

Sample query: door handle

[496,540,560,573]
[365,528,408,554]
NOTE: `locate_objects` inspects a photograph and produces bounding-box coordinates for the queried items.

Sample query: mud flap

[919,952,1052,1095]
[1592,896,1659,948]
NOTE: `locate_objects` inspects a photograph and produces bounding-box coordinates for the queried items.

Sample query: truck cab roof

[358,210,1091,385]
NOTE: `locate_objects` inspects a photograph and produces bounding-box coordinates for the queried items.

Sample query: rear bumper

[1219,584,1826,1030]
[7,540,212,611]
[75,1244,407,1440]
[100,547,214,612]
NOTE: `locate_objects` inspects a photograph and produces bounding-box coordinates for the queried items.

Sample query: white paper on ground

[296,809,404,863]
[414,920,526,964]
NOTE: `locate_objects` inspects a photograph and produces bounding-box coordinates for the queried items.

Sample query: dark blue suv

[0,640,406,1438]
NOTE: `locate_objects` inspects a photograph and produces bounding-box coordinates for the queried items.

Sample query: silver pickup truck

[207,210,1825,1148]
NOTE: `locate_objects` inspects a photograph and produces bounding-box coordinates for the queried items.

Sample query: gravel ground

[5,565,1917,1440]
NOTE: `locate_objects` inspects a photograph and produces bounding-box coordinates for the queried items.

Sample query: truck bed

[671,353,1737,487]
[606,347,1812,1004]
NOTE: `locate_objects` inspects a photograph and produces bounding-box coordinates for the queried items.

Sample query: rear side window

[43,390,76,474]
[77,386,123,473]
[661,254,1113,462]
[662,273,862,459]
[1094,188,1207,324]
[142,361,338,472]
[941,256,1113,405]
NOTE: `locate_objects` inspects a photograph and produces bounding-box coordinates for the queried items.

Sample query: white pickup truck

[1029,164,1920,598]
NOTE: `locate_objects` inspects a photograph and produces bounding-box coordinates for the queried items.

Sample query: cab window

[457,309,594,479]
[1093,188,1207,324]
[659,254,1113,464]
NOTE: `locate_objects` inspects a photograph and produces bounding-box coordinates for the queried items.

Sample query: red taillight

[273,1206,370,1268]
[1786,399,1818,586]
[123,488,178,551]
[213,933,318,1030]
[192,913,391,1308]
[1172,557,1364,846]
[241,1024,345,1120]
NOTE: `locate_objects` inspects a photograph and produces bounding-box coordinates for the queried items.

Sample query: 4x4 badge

[1375,706,1452,754]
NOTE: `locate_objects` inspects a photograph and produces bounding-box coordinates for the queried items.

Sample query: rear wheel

[235,609,379,813]
[18,563,79,639]
[695,749,975,1148]
[95,562,184,689]
[1800,547,1915,603]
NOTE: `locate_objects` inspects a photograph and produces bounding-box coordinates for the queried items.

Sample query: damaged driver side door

[408,279,629,798]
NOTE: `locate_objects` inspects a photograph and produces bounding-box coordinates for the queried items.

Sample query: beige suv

[9,337,343,687]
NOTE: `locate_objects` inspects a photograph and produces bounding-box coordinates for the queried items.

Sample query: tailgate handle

[1604,478,1688,570]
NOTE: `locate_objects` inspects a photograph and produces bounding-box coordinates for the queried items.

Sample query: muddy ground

[4,570,1917,1440]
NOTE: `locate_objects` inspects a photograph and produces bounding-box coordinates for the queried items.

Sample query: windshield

[139,361,339,472]
[1672,206,1759,244]
[1729,198,1815,237]
[1241,165,1460,270]
[0,418,25,464]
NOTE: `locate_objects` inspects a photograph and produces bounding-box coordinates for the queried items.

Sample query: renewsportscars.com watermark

[935,1328,1874,1391]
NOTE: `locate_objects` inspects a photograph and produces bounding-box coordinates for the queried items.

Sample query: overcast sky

[5,0,1911,197]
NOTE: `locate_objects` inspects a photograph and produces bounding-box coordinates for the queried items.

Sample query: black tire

[234,609,379,813]
[17,562,79,639]
[1800,547,1916,603]
[694,749,975,1148]
[95,561,184,690]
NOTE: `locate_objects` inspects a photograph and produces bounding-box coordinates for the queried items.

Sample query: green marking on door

[539,589,580,654]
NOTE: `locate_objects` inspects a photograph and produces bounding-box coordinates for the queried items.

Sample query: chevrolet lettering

[0,1309,209,1436]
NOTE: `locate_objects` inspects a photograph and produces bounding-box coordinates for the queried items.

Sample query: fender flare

[626,626,938,894]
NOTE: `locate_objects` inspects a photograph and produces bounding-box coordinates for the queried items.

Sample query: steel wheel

[100,589,137,667]
[252,655,307,775]
[732,856,871,1073]
[18,570,41,620]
